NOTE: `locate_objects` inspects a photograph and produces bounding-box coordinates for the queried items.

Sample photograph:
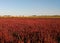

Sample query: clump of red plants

[0,18,60,43]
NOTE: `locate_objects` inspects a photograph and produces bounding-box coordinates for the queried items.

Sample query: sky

[0,0,60,16]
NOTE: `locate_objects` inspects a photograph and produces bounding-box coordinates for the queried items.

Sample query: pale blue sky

[0,0,60,16]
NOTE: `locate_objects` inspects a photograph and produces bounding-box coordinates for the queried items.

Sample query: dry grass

[0,15,60,18]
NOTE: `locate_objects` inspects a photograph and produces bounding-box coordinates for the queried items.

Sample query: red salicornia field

[0,17,60,43]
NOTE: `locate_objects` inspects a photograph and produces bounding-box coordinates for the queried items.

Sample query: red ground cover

[0,18,60,43]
